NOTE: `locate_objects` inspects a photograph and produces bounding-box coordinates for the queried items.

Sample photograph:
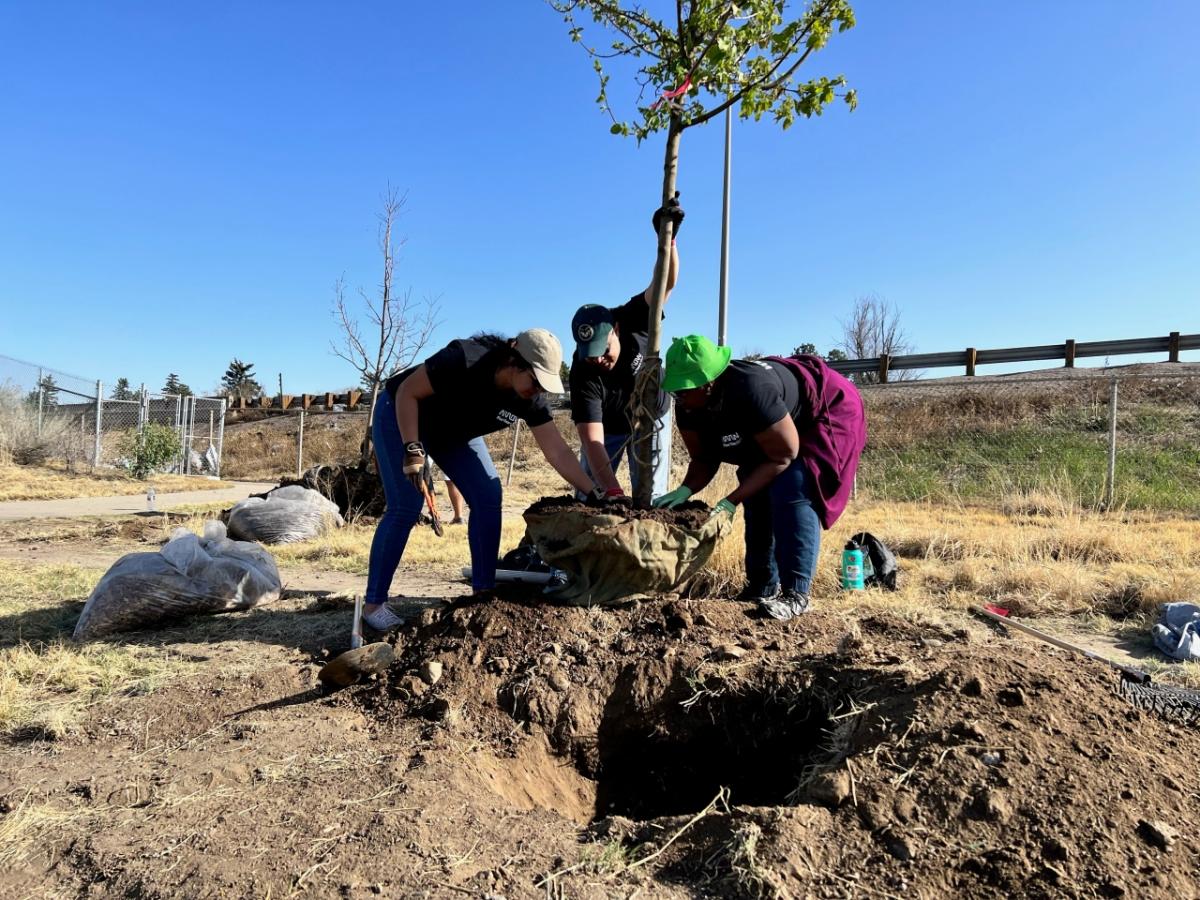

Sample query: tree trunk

[632,116,683,508]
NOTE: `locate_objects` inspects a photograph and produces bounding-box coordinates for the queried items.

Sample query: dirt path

[0,481,278,521]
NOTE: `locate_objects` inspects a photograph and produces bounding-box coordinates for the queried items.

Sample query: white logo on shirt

[722,433,742,448]
[630,352,643,374]
[753,360,771,369]
[497,410,517,426]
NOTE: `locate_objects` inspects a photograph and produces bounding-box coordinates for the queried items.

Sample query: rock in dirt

[886,834,917,862]
[712,643,747,661]
[972,788,1012,823]
[961,676,985,696]
[420,660,444,685]
[546,669,571,692]
[318,643,396,688]
[398,674,428,697]
[998,687,1027,707]
[807,770,852,807]
[1137,819,1178,852]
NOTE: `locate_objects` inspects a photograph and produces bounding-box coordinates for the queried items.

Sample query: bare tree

[332,187,441,463]
[839,294,916,383]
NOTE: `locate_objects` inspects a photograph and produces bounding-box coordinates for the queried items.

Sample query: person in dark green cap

[656,334,867,620]
[568,196,684,499]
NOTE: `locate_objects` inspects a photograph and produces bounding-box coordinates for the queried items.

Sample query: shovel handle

[974,606,1151,684]
[419,481,443,537]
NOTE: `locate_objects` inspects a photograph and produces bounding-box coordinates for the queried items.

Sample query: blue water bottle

[841,540,865,590]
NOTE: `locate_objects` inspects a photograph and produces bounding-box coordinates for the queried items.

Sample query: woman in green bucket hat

[656,335,867,620]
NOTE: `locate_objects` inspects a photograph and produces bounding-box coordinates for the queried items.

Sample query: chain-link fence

[0,353,226,477]
[857,370,1200,513]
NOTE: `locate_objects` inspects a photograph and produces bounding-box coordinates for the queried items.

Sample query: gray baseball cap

[514,328,565,393]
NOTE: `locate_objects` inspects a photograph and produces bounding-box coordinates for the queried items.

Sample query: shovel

[974,604,1200,727]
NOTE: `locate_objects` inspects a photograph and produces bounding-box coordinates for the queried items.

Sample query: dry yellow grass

[0,462,232,502]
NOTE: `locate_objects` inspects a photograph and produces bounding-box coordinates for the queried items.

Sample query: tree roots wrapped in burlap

[523,506,730,606]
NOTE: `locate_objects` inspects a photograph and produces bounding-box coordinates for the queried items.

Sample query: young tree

[111,377,134,400]
[163,373,193,396]
[550,0,857,504]
[220,358,263,399]
[25,373,60,408]
[331,187,441,463]
[839,294,916,383]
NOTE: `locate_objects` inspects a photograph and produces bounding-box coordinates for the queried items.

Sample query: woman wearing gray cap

[362,328,603,631]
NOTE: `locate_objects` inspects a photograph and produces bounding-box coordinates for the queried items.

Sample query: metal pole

[505,419,522,487]
[138,384,147,433]
[1105,377,1118,509]
[215,399,226,479]
[717,106,732,347]
[37,389,44,437]
[187,396,197,474]
[208,410,214,450]
[297,409,305,479]
[93,380,103,467]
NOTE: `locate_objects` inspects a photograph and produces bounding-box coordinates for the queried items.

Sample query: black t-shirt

[385,339,552,446]
[569,293,669,433]
[675,359,803,466]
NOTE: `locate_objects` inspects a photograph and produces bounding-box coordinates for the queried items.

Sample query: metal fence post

[215,399,226,479]
[1105,376,1119,509]
[93,380,103,467]
[506,419,522,487]
[297,409,305,479]
[37,388,44,437]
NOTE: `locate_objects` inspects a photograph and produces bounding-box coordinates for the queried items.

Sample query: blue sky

[2,1,1197,395]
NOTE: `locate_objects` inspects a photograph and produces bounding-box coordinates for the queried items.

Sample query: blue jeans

[577,403,673,499]
[738,458,821,596]
[365,389,503,602]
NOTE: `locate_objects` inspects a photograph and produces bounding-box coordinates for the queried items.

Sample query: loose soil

[527,494,713,529]
[7,583,1197,898]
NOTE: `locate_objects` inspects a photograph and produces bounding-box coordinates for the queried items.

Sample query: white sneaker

[363,603,405,632]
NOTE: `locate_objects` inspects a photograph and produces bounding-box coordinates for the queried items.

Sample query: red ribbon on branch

[652,76,693,109]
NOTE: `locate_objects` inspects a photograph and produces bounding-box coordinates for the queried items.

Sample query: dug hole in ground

[7,590,1195,897]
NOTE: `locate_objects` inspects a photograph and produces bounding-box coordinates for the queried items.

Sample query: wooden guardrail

[227,390,365,411]
[826,331,1198,383]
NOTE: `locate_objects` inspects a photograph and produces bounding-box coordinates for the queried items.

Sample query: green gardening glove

[710,498,736,520]
[652,485,693,509]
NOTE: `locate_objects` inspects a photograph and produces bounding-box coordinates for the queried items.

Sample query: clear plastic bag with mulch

[523,498,731,607]
[226,485,345,544]
[73,522,282,641]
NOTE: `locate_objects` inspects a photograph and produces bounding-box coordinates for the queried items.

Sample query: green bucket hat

[662,334,732,392]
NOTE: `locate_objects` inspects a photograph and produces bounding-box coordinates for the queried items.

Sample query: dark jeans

[738,458,821,596]
[365,389,503,603]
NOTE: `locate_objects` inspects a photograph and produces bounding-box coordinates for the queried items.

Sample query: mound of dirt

[342,596,1199,897]
[527,494,712,529]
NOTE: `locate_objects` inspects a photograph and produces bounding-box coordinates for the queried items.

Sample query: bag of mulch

[523,502,731,607]
[226,484,344,544]
[73,522,282,641]
[849,531,898,590]
[1151,602,1200,662]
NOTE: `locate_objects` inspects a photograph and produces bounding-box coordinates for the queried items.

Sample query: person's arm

[532,421,597,495]
[640,239,680,307]
[395,365,435,443]
[678,427,719,495]
[725,415,800,506]
[577,421,621,493]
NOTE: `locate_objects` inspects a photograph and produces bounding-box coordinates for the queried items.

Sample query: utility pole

[717,107,732,347]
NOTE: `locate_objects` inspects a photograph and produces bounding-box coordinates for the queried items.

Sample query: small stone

[961,676,985,697]
[547,669,571,692]
[885,835,916,862]
[807,771,851,808]
[972,789,1011,823]
[893,795,917,823]
[713,643,747,661]
[998,687,1026,707]
[398,675,427,697]
[470,646,485,667]
[920,637,944,649]
[537,652,558,668]
[419,660,443,685]
[980,752,1002,766]
[1042,838,1069,862]
[1137,819,1178,852]
[418,608,440,627]
[662,601,693,631]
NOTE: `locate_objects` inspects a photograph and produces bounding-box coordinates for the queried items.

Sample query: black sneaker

[759,590,810,621]
[736,583,781,602]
